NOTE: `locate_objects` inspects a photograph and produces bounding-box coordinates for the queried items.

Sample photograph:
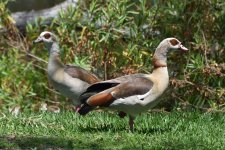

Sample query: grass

[0,110,225,149]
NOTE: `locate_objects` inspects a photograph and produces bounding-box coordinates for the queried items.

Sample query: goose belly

[109,80,169,116]
[49,73,89,105]
[109,96,148,116]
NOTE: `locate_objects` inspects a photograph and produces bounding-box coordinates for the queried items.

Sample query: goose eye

[44,33,51,39]
[169,39,179,46]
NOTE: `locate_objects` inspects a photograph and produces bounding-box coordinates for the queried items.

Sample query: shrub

[0,0,224,111]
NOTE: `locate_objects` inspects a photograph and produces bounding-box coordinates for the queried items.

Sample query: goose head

[34,31,59,53]
[166,38,188,51]
[34,31,58,43]
[153,38,188,68]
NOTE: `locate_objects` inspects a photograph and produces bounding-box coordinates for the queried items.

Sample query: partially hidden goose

[34,31,101,110]
[78,38,188,131]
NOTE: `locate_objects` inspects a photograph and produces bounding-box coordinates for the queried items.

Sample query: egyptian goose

[34,31,101,109]
[78,38,188,131]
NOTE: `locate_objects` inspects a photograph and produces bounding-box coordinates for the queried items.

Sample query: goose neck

[152,42,169,68]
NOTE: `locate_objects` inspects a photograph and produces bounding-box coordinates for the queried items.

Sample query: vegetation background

[0,0,224,113]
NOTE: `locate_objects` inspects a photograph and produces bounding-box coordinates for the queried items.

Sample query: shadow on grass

[135,127,171,135]
[78,123,127,133]
[78,123,171,135]
[0,136,103,149]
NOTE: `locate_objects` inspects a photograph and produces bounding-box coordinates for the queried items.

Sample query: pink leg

[129,116,135,132]
[75,105,81,113]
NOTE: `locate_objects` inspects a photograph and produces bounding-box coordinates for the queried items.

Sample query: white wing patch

[137,90,152,100]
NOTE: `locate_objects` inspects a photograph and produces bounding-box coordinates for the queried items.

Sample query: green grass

[0,110,224,149]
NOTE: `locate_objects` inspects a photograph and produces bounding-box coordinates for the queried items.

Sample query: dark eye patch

[44,33,51,39]
[169,39,179,46]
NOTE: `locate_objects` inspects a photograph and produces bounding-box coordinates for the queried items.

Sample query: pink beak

[180,44,188,51]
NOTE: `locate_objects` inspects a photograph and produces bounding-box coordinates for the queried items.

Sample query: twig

[183,79,195,85]
[25,52,48,64]
[44,85,61,95]
[201,30,209,66]
[150,3,159,32]
[103,48,108,80]
[173,93,225,113]
[32,64,47,72]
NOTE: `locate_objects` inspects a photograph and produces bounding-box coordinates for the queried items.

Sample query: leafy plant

[0,0,224,111]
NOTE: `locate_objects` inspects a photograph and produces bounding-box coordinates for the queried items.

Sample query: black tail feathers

[78,104,95,116]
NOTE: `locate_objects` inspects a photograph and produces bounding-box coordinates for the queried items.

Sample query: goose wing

[80,74,154,107]
[64,65,100,84]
